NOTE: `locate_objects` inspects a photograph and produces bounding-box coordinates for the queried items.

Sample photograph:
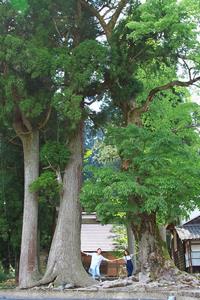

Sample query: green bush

[0,263,15,283]
[0,270,7,283]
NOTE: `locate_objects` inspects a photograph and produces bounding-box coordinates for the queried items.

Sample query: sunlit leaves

[127,0,198,53]
[10,0,28,13]
[82,100,200,224]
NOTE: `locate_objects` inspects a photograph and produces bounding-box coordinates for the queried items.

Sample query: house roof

[175,225,200,241]
[182,210,200,225]
[81,223,116,251]
[183,215,200,226]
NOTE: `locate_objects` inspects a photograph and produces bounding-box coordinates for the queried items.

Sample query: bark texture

[40,125,94,287]
[132,213,166,278]
[18,130,40,288]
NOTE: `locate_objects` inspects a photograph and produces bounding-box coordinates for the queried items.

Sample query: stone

[63,283,74,289]
[138,272,151,283]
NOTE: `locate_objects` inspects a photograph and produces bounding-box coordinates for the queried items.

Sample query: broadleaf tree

[81,0,200,276]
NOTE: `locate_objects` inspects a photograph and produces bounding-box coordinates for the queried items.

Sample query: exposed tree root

[18,269,42,289]
[30,260,94,289]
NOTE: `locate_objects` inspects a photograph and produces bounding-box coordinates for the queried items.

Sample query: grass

[0,278,16,289]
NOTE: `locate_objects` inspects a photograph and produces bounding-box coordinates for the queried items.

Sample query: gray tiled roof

[175,225,200,241]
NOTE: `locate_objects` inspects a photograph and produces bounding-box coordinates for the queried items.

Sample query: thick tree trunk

[133,213,165,278]
[40,124,94,287]
[18,130,40,288]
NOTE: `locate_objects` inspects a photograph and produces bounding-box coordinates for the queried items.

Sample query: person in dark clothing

[123,249,134,276]
[113,249,134,277]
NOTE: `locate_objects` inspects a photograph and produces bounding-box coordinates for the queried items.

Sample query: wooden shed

[168,215,200,273]
[81,213,126,277]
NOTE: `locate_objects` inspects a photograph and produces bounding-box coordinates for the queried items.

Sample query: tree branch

[80,0,128,39]
[138,76,200,114]
[43,155,57,173]
[52,18,63,41]
[107,0,128,34]
[84,98,97,105]
[181,58,194,81]
[38,106,52,130]
[13,120,32,136]
[21,112,32,132]
[83,80,108,98]
[8,135,22,147]
[80,0,108,36]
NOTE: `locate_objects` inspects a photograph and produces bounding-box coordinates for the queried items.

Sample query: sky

[191,87,200,104]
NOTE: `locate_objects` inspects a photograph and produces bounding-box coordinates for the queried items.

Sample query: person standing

[82,248,111,280]
[123,249,134,277]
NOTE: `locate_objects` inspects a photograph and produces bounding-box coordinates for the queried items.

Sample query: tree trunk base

[34,261,94,288]
[18,270,41,289]
[138,255,182,283]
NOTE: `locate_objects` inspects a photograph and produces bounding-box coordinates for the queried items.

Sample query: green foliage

[82,100,200,224]
[53,89,82,130]
[10,0,29,13]
[93,141,119,165]
[104,0,200,115]
[0,133,23,273]
[81,0,200,236]
[127,0,198,52]
[0,25,54,125]
[30,141,70,207]
[82,165,134,223]
[30,171,61,205]
[1,0,200,272]
[52,40,108,130]
[112,225,128,251]
[40,141,71,171]
[0,264,8,283]
[70,40,108,92]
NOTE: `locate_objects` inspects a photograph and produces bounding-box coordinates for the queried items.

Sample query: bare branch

[193,83,200,88]
[172,123,200,133]
[38,106,52,130]
[80,0,128,40]
[102,8,113,18]
[84,98,97,105]
[44,155,57,173]
[181,58,193,80]
[107,0,128,34]
[80,0,108,36]
[52,18,63,41]
[21,112,32,132]
[193,70,199,79]
[7,135,22,146]
[98,4,108,13]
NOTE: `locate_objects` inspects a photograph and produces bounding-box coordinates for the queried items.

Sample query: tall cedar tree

[0,0,113,287]
[0,0,58,287]
[0,0,103,287]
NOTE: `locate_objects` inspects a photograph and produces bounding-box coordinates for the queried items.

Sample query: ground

[1,272,200,300]
[0,288,199,300]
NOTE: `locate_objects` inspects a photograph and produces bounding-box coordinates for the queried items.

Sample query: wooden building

[81,213,126,277]
[168,215,200,273]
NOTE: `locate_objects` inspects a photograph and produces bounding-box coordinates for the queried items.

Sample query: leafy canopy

[81,101,200,224]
